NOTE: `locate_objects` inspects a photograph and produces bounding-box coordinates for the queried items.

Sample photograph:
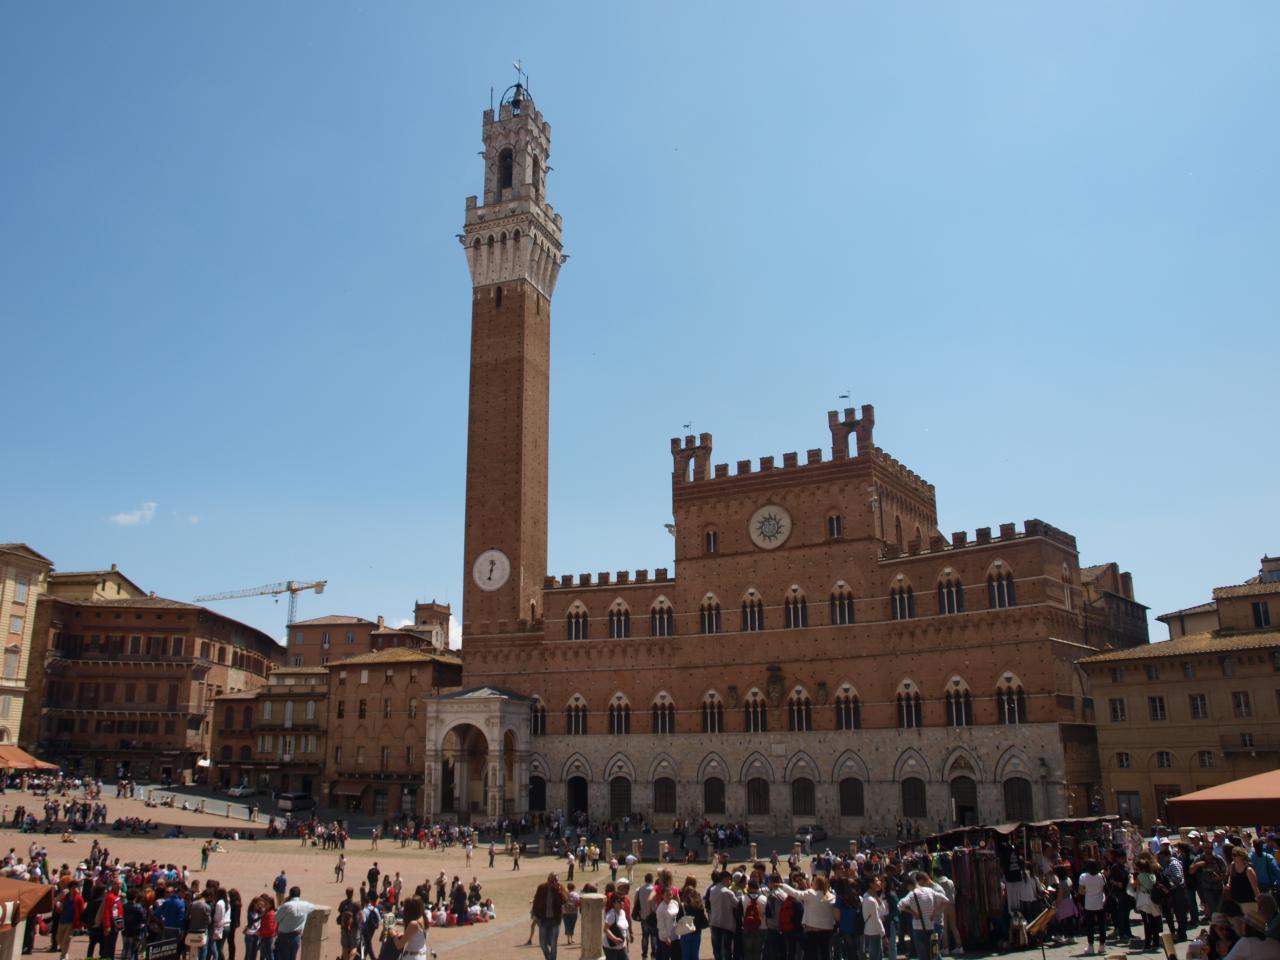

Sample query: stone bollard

[792,842,801,858]
[538,837,546,855]
[300,906,331,960]
[578,893,606,960]
[199,800,206,814]
[848,840,858,857]
[705,840,713,864]
[750,842,758,861]
[224,804,230,819]
[659,840,668,862]
[504,833,512,853]
[604,837,613,861]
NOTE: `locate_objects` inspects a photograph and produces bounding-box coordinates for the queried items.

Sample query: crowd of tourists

[516,823,1280,960]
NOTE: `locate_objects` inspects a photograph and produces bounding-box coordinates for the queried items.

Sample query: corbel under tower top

[461,83,565,299]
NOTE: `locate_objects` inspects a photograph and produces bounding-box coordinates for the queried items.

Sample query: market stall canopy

[907,815,1119,849]
[0,746,57,771]
[1164,770,1280,827]
[330,782,367,797]
[0,877,54,931]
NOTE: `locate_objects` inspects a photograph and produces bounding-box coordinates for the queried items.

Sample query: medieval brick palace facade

[422,85,1148,834]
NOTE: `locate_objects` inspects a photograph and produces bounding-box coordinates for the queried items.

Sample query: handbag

[184,933,208,948]
[674,915,696,938]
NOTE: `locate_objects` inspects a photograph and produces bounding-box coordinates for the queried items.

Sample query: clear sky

[3,2,1277,644]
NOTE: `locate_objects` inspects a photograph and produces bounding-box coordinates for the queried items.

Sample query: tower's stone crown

[462,94,564,299]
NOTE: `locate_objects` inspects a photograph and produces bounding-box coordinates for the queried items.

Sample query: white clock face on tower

[748,504,793,550]
[472,549,512,592]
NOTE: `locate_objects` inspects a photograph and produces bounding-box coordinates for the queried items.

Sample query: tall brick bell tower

[460,82,563,636]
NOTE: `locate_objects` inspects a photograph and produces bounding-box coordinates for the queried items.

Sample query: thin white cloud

[448,614,461,649]
[189,515,201,525]
[395,618,412,628]
[109,501,157,526]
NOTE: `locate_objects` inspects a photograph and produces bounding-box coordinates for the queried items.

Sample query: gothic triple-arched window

[566,605,588,641]
[608,606,630,639]
[835,690,861,730]
[607,697,631,735]
[701,693,724,734]
[945,685,973,727]
[784,590,808,629]
[988,571,1017,608]
[938,576,965,615]
[565,697,588,736]
[787,691,813,732]
[700,597,722,635]
[996,683,1028,724]
[891,585,916,620]
[651,695,676,735]
[650,600,675,637]
[830,586,855,625]
[529,700,546,736]
[744,691,768,733]
[897,691,923,729]
[741,594,765,632]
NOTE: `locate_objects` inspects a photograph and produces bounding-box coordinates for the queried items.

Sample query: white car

[227,784,255,798]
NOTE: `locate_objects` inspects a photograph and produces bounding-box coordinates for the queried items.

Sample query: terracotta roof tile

[54,596,202,609]
[1079,629,1280,665]
[1213,580,1280,600]
[1155,600,1218,621]
[0,544,54,565]
[290,615,376,626]
[329,647,461,666]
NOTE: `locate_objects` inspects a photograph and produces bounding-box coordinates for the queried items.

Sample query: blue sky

[3,3,1276,643]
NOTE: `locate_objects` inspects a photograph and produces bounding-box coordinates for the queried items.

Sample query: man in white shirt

[275,887,318,960]
[899,872,949,960]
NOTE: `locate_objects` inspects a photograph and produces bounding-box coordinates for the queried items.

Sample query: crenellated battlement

[668,406,934,499]
[542,567,675,591]
[872,447,935,498]
[829,404,876,460]
[880,518,1077,560]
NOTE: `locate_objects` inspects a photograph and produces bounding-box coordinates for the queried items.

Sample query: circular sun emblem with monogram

[748,504,792,550]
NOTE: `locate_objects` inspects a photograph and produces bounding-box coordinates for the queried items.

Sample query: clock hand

[487,559,496,580]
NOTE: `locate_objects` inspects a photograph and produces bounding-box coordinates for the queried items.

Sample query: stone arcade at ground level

[423,687,1075,834]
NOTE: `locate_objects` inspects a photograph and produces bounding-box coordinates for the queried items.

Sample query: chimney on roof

[111,563,118,572]
[378,615,385,629]
[149,591,156,598]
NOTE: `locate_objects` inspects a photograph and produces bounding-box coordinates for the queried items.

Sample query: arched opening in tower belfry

[498,148,514,192]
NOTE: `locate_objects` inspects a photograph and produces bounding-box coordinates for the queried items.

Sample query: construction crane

[194,580,328,626]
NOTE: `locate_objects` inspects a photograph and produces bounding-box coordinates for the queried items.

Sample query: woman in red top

[256,898,278,960]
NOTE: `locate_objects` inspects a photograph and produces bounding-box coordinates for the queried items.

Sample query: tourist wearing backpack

[1251,840,1280,894]
[740,879,767,960]
[778,875,836,960]
[777,881,805,960]
[763,875,787,960]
